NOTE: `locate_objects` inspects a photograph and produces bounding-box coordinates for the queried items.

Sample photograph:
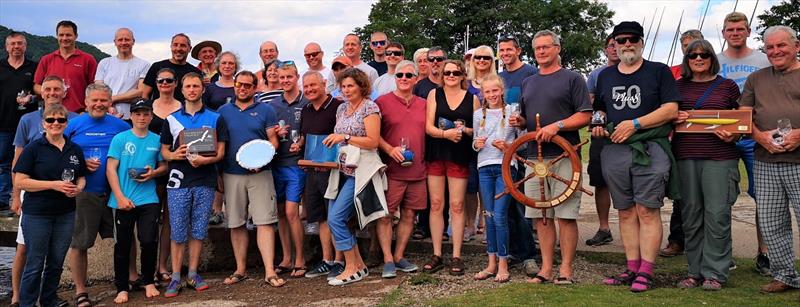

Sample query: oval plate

[236,139,276,169]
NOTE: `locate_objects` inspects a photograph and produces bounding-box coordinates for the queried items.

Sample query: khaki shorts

[223,171,278,228]
[523,158,582,220]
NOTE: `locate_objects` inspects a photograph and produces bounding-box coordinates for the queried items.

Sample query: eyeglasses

[44,117,68,124]
[614,36,641,45]
[427,56,445,63]
[395,72,416,79]
[277,60,296,68]
[156,78,175,84]
[304,51,321,58]
[234,82,255,89]
[687,52,712,60]
[473,55,493,61]
[442,70,463,77]
[370,40,387,47]
[386,50,404,57]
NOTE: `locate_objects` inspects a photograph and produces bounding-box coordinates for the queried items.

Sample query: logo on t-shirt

[611,85,642,110]
[69,155,79,165]
[124,142,136,156]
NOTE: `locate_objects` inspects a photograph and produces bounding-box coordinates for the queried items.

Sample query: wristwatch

[343,134,351,144]
[556,120,565,130]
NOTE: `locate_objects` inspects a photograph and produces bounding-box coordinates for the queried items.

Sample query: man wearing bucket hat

[191,40,221,85]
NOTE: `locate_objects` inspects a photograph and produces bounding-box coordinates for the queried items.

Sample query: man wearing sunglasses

[373,42,406,96]
[412,47,447,99]
[342,34,379,83]
[300,42,333,94]
[367,31,389,76]
[141,33,202,102]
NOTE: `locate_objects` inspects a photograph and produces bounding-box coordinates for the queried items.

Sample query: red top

[670,65,682,80]
[34,49,97,112]
[375,92,427,181]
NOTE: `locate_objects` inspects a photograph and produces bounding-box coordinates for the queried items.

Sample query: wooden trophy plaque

[179,128,217,156]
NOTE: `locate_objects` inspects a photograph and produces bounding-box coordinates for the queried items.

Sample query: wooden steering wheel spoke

[547,152,570,167]
[548,172,594,197]
[513,154,537,168]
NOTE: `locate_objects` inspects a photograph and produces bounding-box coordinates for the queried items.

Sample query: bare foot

[114,291,129,304]
[145,284,160,298]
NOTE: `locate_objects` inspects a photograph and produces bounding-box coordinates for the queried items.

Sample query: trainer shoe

[187,274,209,291]
[729,259,737,271]
[755,253,771,276]
[585,229,613,246]
[327,262,345,281]
[659,242,684,257]
[164,280,181,298]
[382,262,397,278]
[305,261,332,278]
[395,258,419,273]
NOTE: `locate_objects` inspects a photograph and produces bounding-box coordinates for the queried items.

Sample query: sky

[0,0,780,71]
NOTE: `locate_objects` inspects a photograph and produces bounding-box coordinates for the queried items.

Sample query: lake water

[0,247,14,299]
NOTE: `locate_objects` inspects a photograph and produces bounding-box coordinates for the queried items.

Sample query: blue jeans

[20,211,75,307]
[736,137,755,198]
[508,164,538,261]
[328,176,357,251]
[479,164,513,258]
[0,132,13,205]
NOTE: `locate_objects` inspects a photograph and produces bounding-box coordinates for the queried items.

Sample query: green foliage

[0,25,109,62]
[354,0,614,73]
[408,273,442,286]
[756,0,800,40]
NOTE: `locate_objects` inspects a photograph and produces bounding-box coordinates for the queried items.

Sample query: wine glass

[278,120,288,141]
[61,168,75,182]
[454,119,465,132]
[774,118,792,145]
[400,137,408,152]
[17,89,31,110]
[291,130,300,144]
[510,103,521,118]
[186,146,199,161]
[88,148,101,162]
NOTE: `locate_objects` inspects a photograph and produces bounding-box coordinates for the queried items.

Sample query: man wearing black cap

[140,33,202,101]
[591,21,680,292]
[106,99,167,303]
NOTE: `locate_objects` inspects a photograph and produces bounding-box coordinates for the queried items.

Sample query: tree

[756,0,800,40]
[0,25,109,61]
[354,0,614,73]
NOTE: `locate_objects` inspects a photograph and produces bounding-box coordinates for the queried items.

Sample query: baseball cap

[130,99,153,112]
[611,21,645,38]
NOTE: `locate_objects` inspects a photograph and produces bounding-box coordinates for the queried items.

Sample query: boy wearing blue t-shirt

[106,100,167,303]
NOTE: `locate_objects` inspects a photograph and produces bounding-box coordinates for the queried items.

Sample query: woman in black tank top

[422,60,480,275]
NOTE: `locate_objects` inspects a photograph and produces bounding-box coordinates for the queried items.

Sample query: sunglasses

[234,82,255,89]
[304,51,321,58]
[44,117,68,124]
[386,50,403,57]
[499,35,518,44]
[442,70,463,77]
[473,55,493,61]
[332,64,349,71]
[614,36,641,45]
[277,60,296,68]
[427,56,446,63]
[370,40,387,47]
[156,78,175,84]
[395,72,416,79]
[687,52,712,60]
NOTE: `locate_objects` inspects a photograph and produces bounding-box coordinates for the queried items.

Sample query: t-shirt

[107,130,163,208]
[0,57,38,132]
[412,77,439,99]
[375,92,427,180]
[33,49,97,112]
[499,63,538,104]
[373,73,396,97]
[218,101,278,174]
[670,65,682,80]
[14,136,86,216]
[64,113,131,194]
[271,93,309,166]
[739,67,800,163]
[367,60,388,76]
[717,50,770,91]
[672,76,740,161]
[334,100,380,176]
[356,62,380,83]
[300,95,343,135]
[595,60,681,125]
[202,81,234,111]
[255,89,284,104]
[142,59,202,102]
[519,68,592,158]
[13,108,78,148]
[473,105,521,168]
[586,65,609,95]
[95,55,150,103]
[161,106,228,188]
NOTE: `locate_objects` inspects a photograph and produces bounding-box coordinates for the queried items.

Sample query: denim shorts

[273,165,306,204]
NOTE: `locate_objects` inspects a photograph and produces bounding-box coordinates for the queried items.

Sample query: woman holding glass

[14,104,87,307]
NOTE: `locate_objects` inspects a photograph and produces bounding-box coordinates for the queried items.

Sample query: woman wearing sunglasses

[423,60,480,276]
[14,104,87,307]
[671,39,741,291]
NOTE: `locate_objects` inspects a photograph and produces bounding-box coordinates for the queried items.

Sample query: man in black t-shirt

[412,47,446,99]
[141,33,202,102]
[367,31,389,76]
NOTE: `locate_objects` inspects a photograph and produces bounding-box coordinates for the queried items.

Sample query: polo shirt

[13,108,78,148]
[13,136,87,216]
[375,92,427,181]
[0,57,38,132]
[218,101,277,174]
[161,106,228,189]
[33,49,97,112]
[107,130,163,208]
[65,113,131,193]
[300,95,343,135]
[142,59,202,102]
[270,92,309,166]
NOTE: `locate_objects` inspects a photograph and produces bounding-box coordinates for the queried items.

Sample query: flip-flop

[474,270,496,281]
[223,273,248,285]
[495,272,510,283]
[275,265,292,275]
[290,267,308,278]
[554,277,575,285]
[526,274,552,284]
[263,275,285,288]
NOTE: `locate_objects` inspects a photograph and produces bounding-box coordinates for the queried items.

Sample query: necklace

[347,99,364,115]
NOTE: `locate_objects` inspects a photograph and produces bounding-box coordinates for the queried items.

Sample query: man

[33,20,97,112]
[367,31,389,76]
[106,99,167,303]
[509,30,591,285]
[95,28,150,120]
[373,42,405,96]
[1,31,37,216]
[217,71,284,287]
[375,60,426,278]
[584,35,618,247]
[739,25,800,293]
[592,21,680,292]
[298,71,346,280]
[341,34,379,83]
[412,47,446,99]
[716,12,772,274]
[65,83,131,305]
[141,33,202,102]
[300,42,332,93]
[498,35,539,105]
[160,72,226,297]
[669,30,705,79]
[271,62,309,278]
[255,41,280,88]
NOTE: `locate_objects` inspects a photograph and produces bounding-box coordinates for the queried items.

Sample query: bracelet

[632,118,641,130]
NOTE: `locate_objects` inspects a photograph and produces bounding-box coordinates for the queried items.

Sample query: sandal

[156,272,172,283]
[474,270,496,281]
[75,292,92,307]
[263,275,285,288]
[602,269,636,286]
[677,276,702,289]
[526,274,552,284]
[223,273,248,285]
[630,272,655,292]
[449,257,466,276]
[554,277,575,285]
[290,267,307,278]
[494,272,510,283]
[412,229,425,240]
[129,277,144,291]
[422,255,445,273]
[275,265,292,275]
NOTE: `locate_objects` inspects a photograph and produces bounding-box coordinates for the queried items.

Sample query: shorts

[16,213,24,245]
[524,158,582,219]
[167,186,215,243]
[427,160,469,178]
[304,169,330,223]
[273,165,306,204]
[587,136,607,188]
[466,161,480,193]
[71,192,114,250]
[386,178,428,214]
[224,171,278,228]
[601,142,670,210]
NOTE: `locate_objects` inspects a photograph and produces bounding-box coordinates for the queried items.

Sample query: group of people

[1,11,799,307]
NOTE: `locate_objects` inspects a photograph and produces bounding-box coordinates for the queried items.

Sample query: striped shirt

[672,76,741,160]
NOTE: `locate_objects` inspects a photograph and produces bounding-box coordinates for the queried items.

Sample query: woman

[192,40,221,85]
[413,48,431,80]
[14,104,87,307]
[202,51,239,111]
[322,68,384,286]
[423,60,480,275]
[255,59,284,103]
[471,76,519,283]
[672,39,741,291]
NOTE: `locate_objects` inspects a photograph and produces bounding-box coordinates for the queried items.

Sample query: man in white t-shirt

[341,33,379,83]
[95,28,151,120]
[301,42,333,93]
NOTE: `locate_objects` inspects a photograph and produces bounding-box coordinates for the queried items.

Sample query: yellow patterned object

[685,118,739,125]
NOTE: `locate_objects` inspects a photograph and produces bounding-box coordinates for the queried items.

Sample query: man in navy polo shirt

[218,70,284,287]
[65,83,130,303]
